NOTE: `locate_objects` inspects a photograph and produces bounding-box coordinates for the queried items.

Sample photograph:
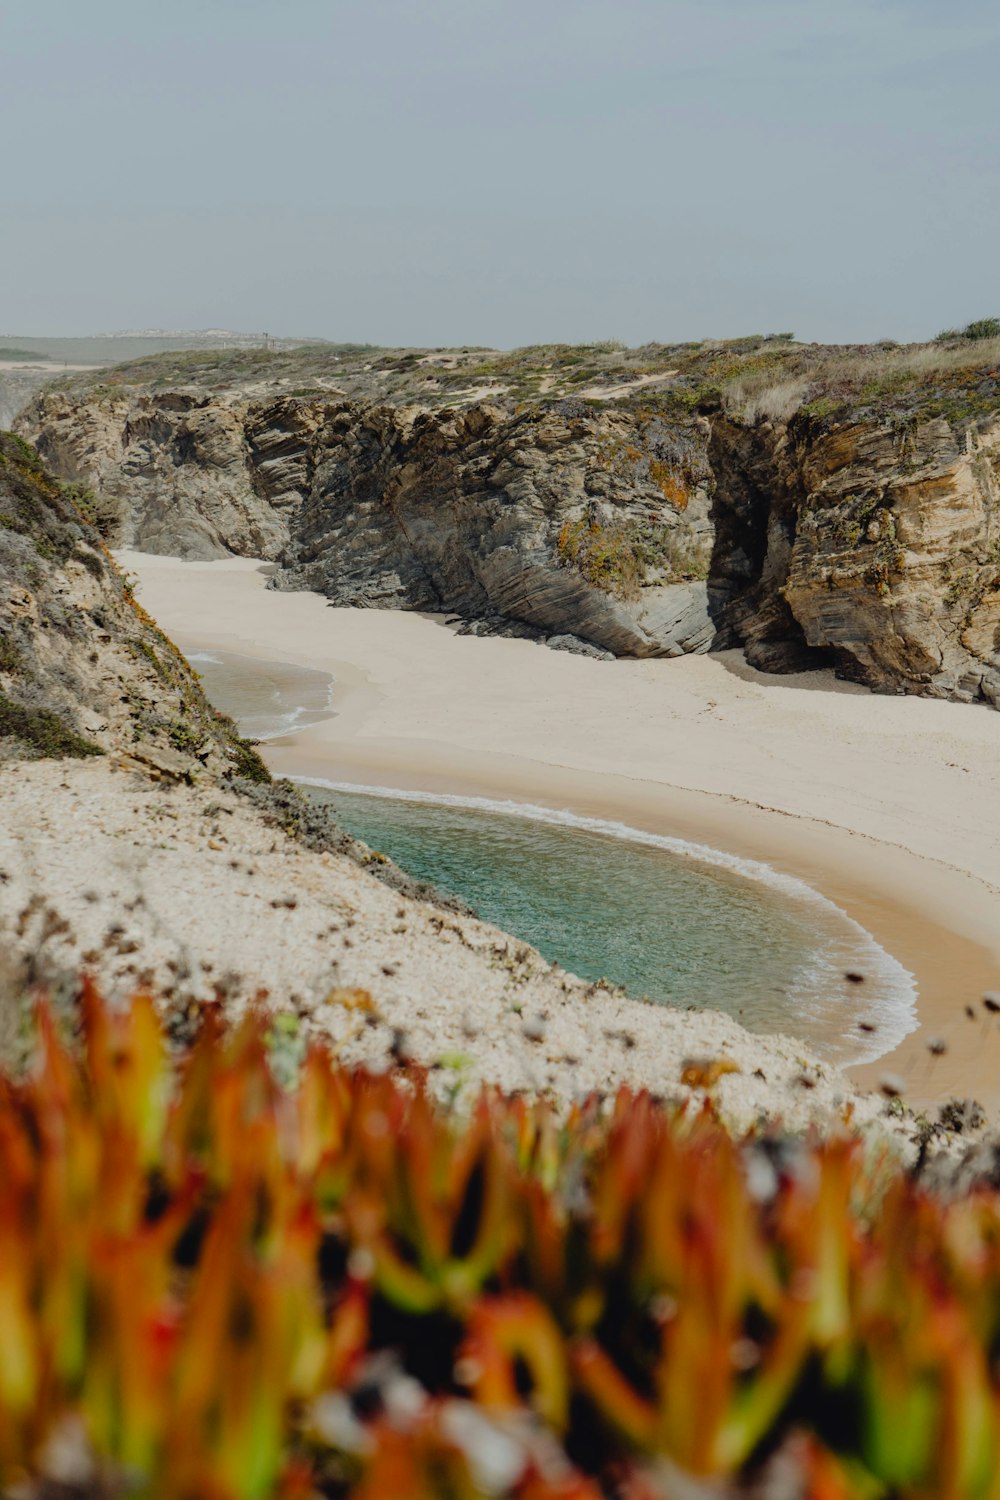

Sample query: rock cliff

[23,382,716,659]
[17,335,1000,704]
[269,398,716,658]
[0,430,268,778]
[711,411,1000,705]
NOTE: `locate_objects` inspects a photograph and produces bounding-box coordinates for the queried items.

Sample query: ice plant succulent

[1,984,1000,1496]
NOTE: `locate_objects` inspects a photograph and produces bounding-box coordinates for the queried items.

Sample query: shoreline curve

[119,550,1000,1111]
[294,774,919,1069]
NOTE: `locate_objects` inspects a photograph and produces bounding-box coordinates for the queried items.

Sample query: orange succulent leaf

[10,987,1000,1497]
[570,1339,658,1452]
[517,1472,605,1500]
[326,1279,370,1388]
[351,1419,481,1500]
[461,1294,570,1430]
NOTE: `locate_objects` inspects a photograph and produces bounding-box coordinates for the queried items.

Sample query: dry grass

[724,375,813,423]
[722,337,1000,425]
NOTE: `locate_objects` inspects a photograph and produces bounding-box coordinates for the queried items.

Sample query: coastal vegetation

[62,480,126,541]
[935,318,1000,344]
[0,347,51,361]
[557,516,652,600]
[36,327,1000,439]
[2,986,1000,1499]
[0,693,103,758]
[556,514,707,600]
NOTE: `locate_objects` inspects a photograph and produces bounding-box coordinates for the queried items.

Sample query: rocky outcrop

[0,431,267,778]
[17,339,1000,706]
[271,400,715,658]
[709,413,1000,706]
[22,390,716,659]
[24,389,293,561]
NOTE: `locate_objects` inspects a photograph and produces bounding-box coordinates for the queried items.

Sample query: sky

[2,0,998,347]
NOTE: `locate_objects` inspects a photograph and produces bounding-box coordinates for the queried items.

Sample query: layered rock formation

[24,388,716,659]
[709,412,1000,705]
[17,336,1000,705]
[270,399,716,658]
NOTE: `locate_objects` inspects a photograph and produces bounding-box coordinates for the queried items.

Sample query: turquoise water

[187,644,916,1066]
[300,782,914,1066]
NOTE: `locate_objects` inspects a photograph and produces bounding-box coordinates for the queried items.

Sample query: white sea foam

[244,708,332,742]
[245,718,297,741]
[295,776,918,1066]
[187,649,336,740]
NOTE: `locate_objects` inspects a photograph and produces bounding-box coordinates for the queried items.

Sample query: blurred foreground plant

[2,983,1000,1498]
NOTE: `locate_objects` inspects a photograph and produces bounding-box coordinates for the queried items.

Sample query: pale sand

[1,759,894,1140]
[120,553,1000,1110]
[575,370,678,400]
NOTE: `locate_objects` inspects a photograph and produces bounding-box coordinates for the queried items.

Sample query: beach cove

[121,551,1000,1110]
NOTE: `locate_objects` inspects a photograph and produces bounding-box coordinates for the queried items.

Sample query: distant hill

[0,329,332,367]
[0,330,334,426]
[0,348,51,362]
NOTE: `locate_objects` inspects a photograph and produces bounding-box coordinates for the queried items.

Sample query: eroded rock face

[23,391,716,659]
[25,390,297,561]
[272,400,715,658]
[0,431,266,777]
[710,414,1000,706]
[18,377,1000,705]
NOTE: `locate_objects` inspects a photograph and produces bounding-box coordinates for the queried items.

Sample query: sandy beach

[120,551,1000,1109]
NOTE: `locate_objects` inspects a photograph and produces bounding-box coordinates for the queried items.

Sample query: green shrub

[936,317,1000,343]
[557,516,647,599]
[963,317,1000,341]
[230,735,272,783]
[557,514,706,597]
[0,636,22,674]
[62,481,125,540]
[0,431,45,472]
[0,692,103,758]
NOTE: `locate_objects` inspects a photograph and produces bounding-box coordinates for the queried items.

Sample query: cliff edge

[18,334,1000,705]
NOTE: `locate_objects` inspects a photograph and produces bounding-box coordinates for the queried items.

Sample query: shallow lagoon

[192,646,914,1066]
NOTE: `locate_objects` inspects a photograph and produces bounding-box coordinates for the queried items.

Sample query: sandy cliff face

[18,338,1000,704]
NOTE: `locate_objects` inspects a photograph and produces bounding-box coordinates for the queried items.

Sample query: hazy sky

[2,0,998,346]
